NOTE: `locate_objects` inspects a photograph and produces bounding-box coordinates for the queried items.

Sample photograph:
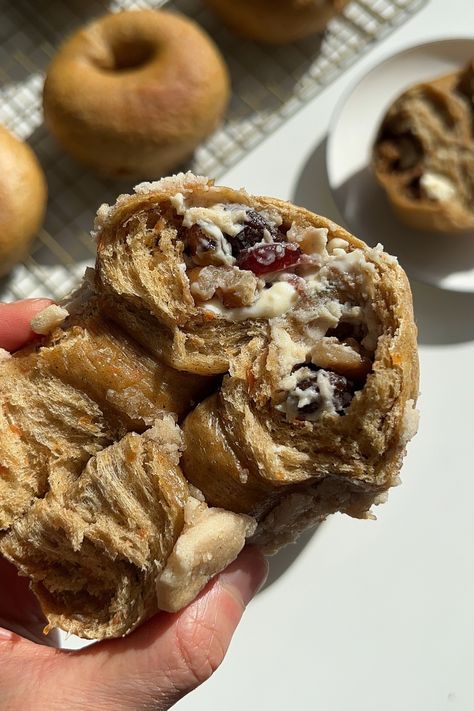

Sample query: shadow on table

[260,526,319,593]
[293,136,340,222]
[293,136,474,347]
[334,163,474,346]
[411,280,474,345]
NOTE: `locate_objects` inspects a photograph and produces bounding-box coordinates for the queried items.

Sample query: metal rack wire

[0,0,426,302]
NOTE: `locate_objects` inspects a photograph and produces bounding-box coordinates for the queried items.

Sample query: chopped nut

[189,265,260,308]
[288,225,329,255]
[311,338,371,380]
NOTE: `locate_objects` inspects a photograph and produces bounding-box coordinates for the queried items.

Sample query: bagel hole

[108,39,155,72]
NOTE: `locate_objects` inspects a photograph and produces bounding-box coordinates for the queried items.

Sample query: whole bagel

[205,0,350,44]
[0,126,47,278]
[43,10,230,178]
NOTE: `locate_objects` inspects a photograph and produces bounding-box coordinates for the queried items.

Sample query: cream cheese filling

[171,193,244,266]
[203,281,298,322]
[420,172,457,202]
[172,197,385,347]
[171,193,247,236]
[276,368,338,422]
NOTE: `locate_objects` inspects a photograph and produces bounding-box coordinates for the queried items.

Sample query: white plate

[327,38,474,293]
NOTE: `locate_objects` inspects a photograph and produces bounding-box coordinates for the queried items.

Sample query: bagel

[204,0,350,44]
[0,126,47,278]
[43,10,230,178]
[0,173,419,639]
[373,59,474,233]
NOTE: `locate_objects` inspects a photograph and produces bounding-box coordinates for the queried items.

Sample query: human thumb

[10,547,268,711]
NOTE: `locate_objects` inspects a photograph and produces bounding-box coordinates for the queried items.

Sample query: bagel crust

[0,125,47,277]
[205,0,350,44]
[43,10,230,178]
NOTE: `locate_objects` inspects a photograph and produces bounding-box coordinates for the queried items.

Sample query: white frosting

[203,281,297,322]
[170,195,387,354]
[171,194,245,266]
[171,194,247,236]
[420,172,456,202]
[277,368,337,422]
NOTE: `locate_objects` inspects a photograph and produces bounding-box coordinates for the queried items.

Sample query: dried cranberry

[228,209,283,256]
[284,273,307,294]
[237,243,301,275]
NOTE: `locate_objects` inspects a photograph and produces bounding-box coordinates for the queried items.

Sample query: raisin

[237,243,301,276]
[325,371,354,414]
[182,224,229,266]
[183,225,211,255]
[292,365,354,416]
[228,209,283,256]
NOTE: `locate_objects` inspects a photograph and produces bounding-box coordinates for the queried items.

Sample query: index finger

[0,299,53,352]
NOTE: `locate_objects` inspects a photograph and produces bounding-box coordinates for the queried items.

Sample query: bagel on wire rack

[0,173,419,640]
[42,10,230,178]
[0,125,47,277]
[204,0,350,44]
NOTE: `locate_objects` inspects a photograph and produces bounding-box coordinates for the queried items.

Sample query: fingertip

[218,546,269,609]
[167,548,268,688]
[0,299,53,351]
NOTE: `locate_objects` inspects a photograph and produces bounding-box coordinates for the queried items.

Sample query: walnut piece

[189,265,261,308]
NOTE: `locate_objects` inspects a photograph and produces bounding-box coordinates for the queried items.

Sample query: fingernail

[0,627,16,641]
[26,299,53,303]
[219,547,269,609]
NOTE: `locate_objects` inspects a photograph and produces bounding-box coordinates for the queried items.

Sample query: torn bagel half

[373,58,474,233]
[0,173,418,639]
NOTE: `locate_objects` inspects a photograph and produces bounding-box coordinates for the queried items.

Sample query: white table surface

[176,1,474,709]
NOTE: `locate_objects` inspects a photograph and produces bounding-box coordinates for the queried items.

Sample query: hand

[0,299,268,711]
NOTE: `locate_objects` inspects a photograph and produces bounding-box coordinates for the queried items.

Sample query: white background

[177,1,474,709]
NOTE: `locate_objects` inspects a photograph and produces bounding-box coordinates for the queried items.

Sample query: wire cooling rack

[0,0,426,302]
